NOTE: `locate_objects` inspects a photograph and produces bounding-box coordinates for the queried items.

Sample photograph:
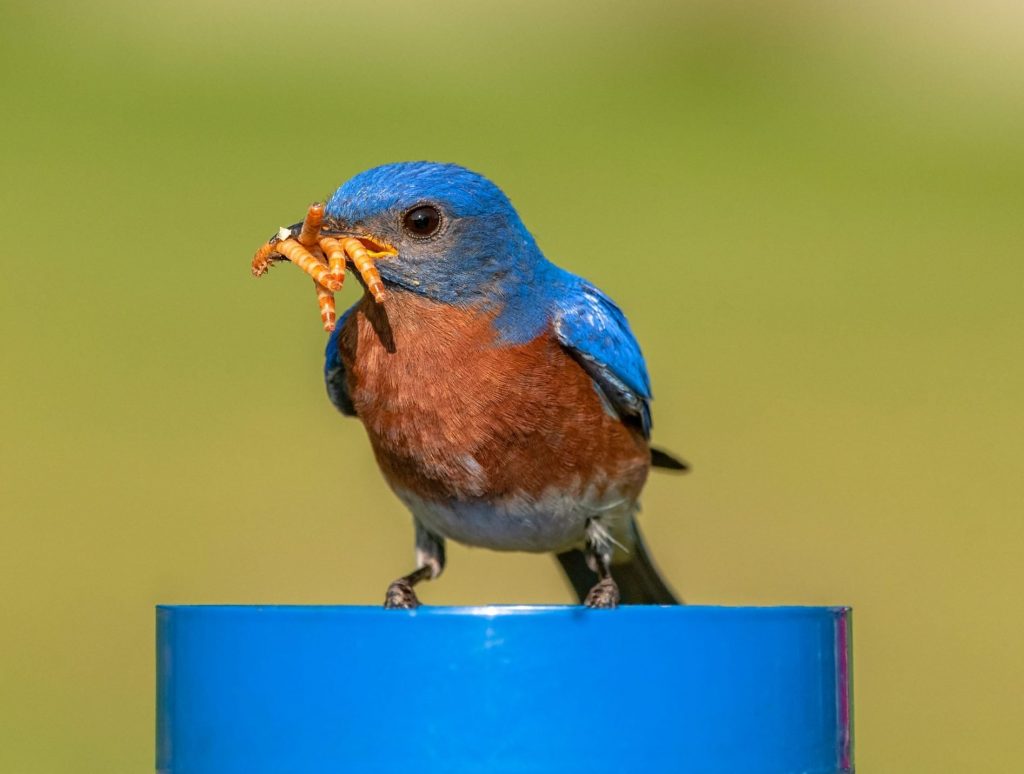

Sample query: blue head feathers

[324,162,560,325]
[327,162,515,223]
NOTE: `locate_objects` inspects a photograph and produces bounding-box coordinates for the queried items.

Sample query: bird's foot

[384,579,422,609]
[584,577,620,609]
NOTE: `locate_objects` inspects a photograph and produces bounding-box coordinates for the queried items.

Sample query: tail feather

[651,446,689,471]
[556,523,680,605]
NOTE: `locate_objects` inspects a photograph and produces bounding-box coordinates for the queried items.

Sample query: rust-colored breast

[337,291,650,506]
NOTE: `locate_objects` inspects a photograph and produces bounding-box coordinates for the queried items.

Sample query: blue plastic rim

[157,605,853,774]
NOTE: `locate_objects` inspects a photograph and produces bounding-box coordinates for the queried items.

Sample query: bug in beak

[251,202,397,331]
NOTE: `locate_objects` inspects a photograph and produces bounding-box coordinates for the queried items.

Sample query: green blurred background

[1,0,1022,770]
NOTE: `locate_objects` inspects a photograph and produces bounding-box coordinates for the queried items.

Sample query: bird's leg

[583,519,621,608]
[384,522,446,609]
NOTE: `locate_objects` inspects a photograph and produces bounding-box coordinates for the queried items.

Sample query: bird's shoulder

[548,271,653,436]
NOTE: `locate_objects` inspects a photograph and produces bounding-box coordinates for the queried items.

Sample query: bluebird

[317,162,687,608]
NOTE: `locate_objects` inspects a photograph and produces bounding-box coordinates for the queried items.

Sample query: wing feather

[553,280,653,436]
[324,304,358,416]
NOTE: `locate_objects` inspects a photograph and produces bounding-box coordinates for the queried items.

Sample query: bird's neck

[365,253,567,347]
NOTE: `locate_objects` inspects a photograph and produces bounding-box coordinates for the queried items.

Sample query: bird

[317,162,687,608]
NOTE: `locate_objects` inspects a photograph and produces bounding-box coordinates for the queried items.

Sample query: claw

[384,579,421,609]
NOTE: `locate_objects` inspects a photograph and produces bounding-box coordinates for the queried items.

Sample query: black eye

[402,204,442,237]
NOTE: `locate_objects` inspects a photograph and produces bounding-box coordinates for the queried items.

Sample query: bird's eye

[402,204,442,237]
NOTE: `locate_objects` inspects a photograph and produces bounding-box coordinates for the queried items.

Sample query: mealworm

[314,279,337,331]
[298,203,324,246]
[252,201,394,329]
[307,243,337,331]
[274,239,342,292]
[340,237,387,303]
[319,237,348,286]
[251,241,277,277]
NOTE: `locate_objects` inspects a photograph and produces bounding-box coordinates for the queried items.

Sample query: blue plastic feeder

[157,605,852,773]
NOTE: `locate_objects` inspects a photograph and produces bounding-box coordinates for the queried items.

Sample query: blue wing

[324,304,358,416]
[553,279,653,437]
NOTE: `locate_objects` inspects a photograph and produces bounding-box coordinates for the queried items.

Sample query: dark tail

[651,446,689,471]
[556,522,680,605]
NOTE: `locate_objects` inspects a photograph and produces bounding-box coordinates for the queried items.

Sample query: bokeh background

[1,0,1022,770]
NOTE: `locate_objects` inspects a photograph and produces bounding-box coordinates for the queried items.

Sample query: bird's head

[322,162,549,305]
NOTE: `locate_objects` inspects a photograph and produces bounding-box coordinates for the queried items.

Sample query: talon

[384,580,421,609]
[584,578,620,609]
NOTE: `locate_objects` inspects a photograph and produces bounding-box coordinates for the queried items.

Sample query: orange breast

[337,291,650,507]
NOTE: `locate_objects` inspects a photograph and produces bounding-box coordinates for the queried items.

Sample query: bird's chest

[337,293,648,541]
[338,296,503,481]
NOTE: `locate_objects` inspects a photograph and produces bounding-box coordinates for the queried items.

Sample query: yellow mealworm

[340,237,387,303]
[307,243,336,331]
[319,237,348,285]
[314,280,337,331]
[251,241,277,277]
[298,203,325,246]
[275,239,342,292]
[251,202,394,331]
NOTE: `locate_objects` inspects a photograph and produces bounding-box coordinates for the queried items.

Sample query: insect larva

[314,279,337,331]
[340,237,387,303]
[251,242,277,277]
[298,203,324,247]
[252,201,392,329]
[319,237,348,286]
[274,239,342,292]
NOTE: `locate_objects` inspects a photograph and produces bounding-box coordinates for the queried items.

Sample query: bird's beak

[320,225,398,260]
[314,225,397,303]
[251,205,399,330]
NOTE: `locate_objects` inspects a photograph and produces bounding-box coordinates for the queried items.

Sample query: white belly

[394,485,637,553]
